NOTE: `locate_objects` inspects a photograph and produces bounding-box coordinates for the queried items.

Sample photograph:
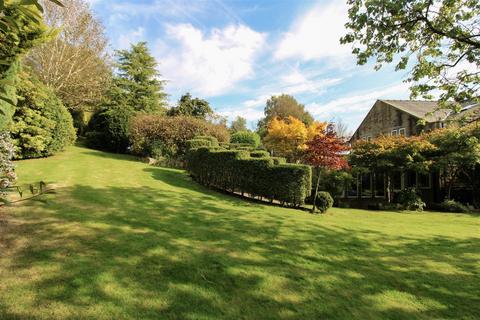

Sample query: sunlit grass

[1,146,479,319]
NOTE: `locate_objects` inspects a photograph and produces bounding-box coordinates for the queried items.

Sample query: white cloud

[218,107,264,123]
[117,27,145,49]
[240,70,342,110]
[243,94,271,108]
[306,82,410,120]
[155,23,266,96]
[275,1,350,62]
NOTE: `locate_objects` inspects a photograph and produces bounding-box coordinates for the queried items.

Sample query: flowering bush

[0,131,17,202]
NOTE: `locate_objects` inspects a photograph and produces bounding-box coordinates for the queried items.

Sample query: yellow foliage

[264,116,327,161]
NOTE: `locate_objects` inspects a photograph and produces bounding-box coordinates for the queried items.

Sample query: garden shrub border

[186,143,311,207]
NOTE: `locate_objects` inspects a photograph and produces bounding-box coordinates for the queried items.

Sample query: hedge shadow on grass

[1,182,480,319]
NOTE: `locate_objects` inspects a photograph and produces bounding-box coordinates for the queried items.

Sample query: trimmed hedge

[231,130,261,147]
[186,139,213,151]
[186,146,311,206]
[250,150,270,158]
[272,157,286,165]
[195,135,219,147]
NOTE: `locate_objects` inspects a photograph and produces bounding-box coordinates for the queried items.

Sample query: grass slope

[1,146,479,320]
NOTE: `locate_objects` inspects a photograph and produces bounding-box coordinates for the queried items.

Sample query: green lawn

[1,146,479,319]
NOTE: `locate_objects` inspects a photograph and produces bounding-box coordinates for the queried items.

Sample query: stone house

[343,100,480,208]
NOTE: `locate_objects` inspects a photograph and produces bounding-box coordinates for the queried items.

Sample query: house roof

[380,100,450,122]
[448,103,480,123]
[349,100,479,143]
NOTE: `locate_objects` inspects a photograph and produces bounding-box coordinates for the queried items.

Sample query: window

[405,171,417,188]
[392,171,402,191]
[439,122,446,128]
[398,128,406,136]
[361,173,372,198]
[418,173,431,189]
[391,129,398,136]
[347,176,359,198]
[374,173,385,197]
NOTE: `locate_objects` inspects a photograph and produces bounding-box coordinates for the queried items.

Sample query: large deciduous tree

[349,135,436,202]
[263,116,326,162]
[167,93,214,119]
[427,123,480,202]
[230,116,247,133]
[26,0,110,114]
[341,0,480,108]
[304,124,349,212]
[257,94,314,137]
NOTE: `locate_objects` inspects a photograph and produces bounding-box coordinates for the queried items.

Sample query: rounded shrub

[231,130,261,148]
[11,70,76,159]
[397,187,425,211]
[436,199,470,213]
[314,191,333,213]
[86,105,134,153]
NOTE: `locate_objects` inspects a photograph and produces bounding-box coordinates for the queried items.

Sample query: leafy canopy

[257,94,314,136]
[349,135,436,173]
[341,0,480,108]
[304,124,350,170]
[167,93,214,119]
[231,130,261,148]
[264,116,326,162]
[230,116,247,133]
[26,0,111,113]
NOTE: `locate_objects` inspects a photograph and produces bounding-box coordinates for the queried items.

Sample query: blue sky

[88,0,412,131]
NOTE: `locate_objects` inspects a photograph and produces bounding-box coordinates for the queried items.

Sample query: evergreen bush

[397,187,425,211]
[231,130,261,147]
[315,192,334,213]
[435,199,470,213]
[186,146,311,206]
[250,150,270,158]
[11,70,76,159]
[86,105,134,153]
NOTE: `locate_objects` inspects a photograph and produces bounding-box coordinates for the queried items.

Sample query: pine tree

[113,42,167,113]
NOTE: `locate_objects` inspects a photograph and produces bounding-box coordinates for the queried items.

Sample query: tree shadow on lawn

[1,183,480,319]
[79,148,142,164]
[143,167,310,212]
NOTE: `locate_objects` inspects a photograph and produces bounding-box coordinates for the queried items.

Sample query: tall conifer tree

[113,42,167,113]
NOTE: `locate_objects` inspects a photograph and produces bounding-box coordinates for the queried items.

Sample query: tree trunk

[386,173,391,203]
[311,167,321,213]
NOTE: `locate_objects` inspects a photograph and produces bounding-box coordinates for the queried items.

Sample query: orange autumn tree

[263,116,326,162]
[304,123,350,212]
[349,135,436,202]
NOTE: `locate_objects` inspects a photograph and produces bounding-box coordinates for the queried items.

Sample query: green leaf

[0,95,17,106]
[47,0,64,7]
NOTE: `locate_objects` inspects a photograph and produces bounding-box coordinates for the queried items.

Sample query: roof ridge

[380,99,438,102]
